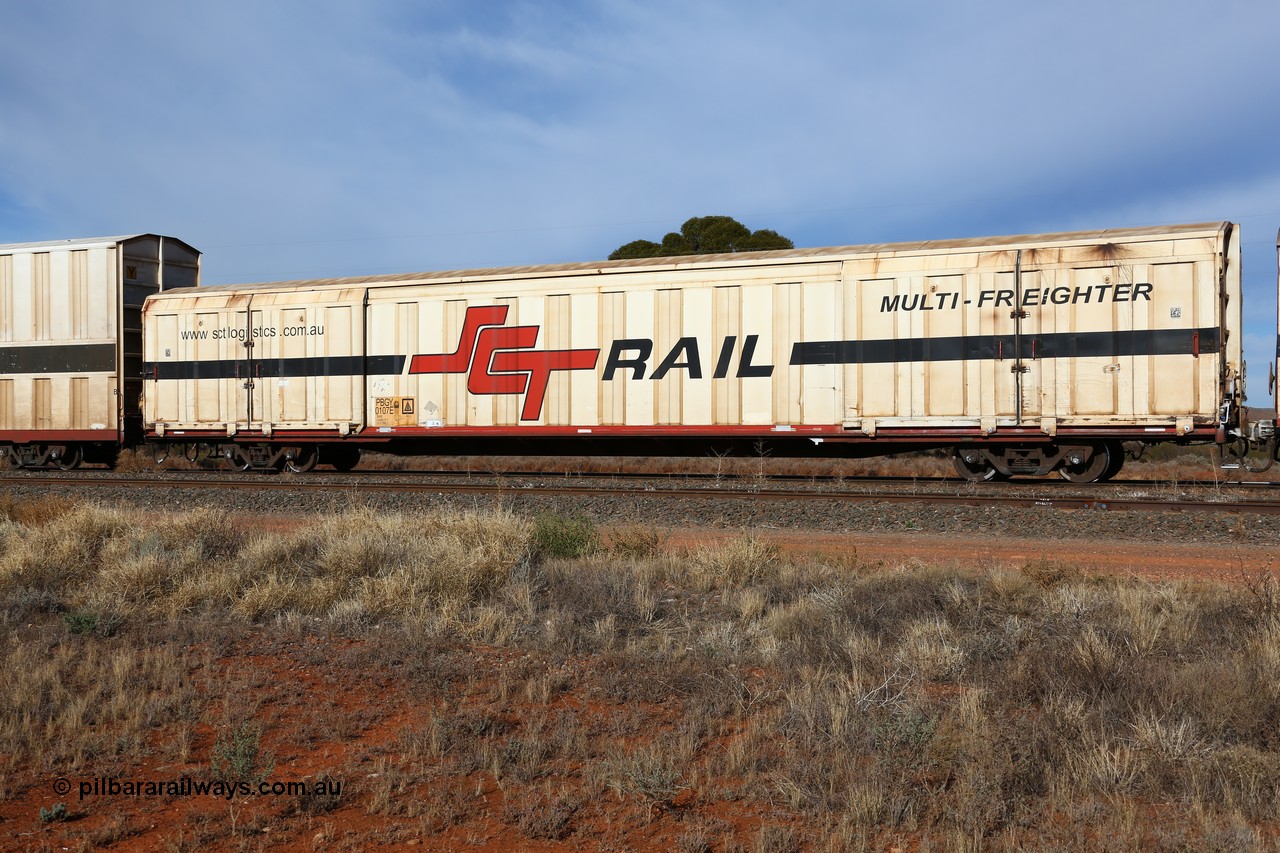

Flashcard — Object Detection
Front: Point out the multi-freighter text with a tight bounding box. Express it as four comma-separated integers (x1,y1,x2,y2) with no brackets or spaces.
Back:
881,282,1153,313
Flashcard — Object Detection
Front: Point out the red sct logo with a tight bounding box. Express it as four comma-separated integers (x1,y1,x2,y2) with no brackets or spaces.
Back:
408,306,599,421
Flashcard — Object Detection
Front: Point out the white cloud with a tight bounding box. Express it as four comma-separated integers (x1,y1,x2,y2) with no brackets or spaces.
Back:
2,0,1279,397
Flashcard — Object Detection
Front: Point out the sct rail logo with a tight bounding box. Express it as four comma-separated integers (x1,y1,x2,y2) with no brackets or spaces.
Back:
408,306,599,421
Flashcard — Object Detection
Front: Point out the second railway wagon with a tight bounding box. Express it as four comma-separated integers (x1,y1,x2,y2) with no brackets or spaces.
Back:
0,234,200,468
141,222,1246,481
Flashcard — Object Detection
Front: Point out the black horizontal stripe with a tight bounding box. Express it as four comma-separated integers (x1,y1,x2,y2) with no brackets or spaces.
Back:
790,327,1220,366
0,343,116,374
144,355,406,380
140,327,1220,380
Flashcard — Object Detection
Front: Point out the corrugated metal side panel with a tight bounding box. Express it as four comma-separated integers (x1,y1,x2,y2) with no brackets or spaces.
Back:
70,377,88,430
600,292,625,425
144,290,365,432
654,289,680,425
569,292,599,425
545,294,572,426
364,273,841,430
681,287,712,425
923,273,966,417
143,227,1232,435
625,290,655,426
146,313,176,423
740,283,772,425
0,255,10,342
498,297,528,427
324,306,355,422
0,243,120,435
32,378,51,429
33,252,50,341
192,311,220,422
713,286,741,425
70,250,88,339
833,230,1226,426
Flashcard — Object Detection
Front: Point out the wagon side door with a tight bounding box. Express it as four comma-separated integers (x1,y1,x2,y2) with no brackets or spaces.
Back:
254,291,365,432
989,261,1042,424
230,296,264,434
1046,263,1133,421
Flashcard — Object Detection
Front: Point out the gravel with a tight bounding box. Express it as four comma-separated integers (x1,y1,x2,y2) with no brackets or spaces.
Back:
4,470,1280,545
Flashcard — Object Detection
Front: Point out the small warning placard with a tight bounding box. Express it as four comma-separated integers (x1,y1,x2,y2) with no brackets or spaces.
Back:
374,396,417,427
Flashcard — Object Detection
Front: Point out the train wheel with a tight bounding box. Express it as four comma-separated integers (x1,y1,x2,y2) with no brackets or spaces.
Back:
53,445,83,471
1098,442,1125,481
284,446,318,473
951,448,1002,482
324,445,361,472
1059,444,1111,483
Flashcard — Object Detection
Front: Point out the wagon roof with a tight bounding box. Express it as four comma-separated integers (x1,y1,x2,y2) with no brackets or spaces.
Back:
0,234,199,254
164,221,1231,296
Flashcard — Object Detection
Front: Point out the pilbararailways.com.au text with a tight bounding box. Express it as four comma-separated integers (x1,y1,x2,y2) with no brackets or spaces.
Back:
57,775,342,803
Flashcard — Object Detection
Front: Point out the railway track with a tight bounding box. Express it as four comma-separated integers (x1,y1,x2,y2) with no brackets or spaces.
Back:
4,470,1279,515
367,467,1280,491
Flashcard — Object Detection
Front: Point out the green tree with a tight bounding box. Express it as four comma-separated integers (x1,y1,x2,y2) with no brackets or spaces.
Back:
608,216,794,260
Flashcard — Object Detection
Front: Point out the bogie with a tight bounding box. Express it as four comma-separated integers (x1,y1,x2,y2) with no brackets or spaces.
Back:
950,442,1125,483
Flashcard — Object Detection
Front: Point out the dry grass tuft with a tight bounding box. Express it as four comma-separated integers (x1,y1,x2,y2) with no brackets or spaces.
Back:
688,534,783,589
0,493,86,527
0,635,197,771
0,501,533,624
606,524,669,560
4,497,1280,849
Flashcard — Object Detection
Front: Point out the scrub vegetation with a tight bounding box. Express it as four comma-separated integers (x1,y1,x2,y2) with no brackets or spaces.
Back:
1,500,1278,850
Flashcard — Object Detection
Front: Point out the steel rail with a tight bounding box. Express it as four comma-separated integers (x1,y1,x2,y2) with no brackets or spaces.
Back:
3,472,1279,515
11,464,1276,489
348,468,1280,489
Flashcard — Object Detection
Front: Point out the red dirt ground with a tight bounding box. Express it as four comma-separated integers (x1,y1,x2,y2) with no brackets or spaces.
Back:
2,520,1271,851
666,526,1275,585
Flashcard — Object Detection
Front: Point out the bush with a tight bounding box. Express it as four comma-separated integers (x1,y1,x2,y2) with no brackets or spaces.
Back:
210,720,274,789
608,524,668,559
534,514,599,559
38,802,68,823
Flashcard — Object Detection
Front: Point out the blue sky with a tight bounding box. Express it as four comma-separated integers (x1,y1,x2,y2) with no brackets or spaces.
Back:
2,0,1279,402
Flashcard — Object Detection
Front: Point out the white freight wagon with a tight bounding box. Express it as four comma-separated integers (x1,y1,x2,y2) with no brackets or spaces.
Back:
0,234,199,467
141,222,1246,481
